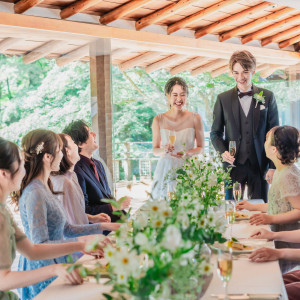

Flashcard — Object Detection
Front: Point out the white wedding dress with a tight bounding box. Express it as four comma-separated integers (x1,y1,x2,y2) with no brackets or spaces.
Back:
151,113,197,200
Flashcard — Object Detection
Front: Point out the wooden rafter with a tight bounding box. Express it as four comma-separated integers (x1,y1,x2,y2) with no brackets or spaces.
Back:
294,42,300,52
136,0,200,31
0,37,23,52
241,13,300,44
119,51,163,71
255,64,270,72
260,65,287,78
279,34,300,49
100,0,154,25
195,2,274,39
191,59,227,76
219,7,294,42
14,0,43,14
0,12,300,66
111,48,132,57
261,25,300,46
145,54,188,73
56,44,89,66
210,65,229,78
60,0,103,19
23,40,65,64
170,57,211,75
167,0,240,35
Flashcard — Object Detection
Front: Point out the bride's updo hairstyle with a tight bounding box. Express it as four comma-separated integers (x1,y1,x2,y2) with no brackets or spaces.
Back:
270,125,300,165
12,129,62,205
0,137,21,179
164,77,189,96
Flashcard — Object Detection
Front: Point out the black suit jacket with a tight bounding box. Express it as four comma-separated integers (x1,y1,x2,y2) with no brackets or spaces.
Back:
210,85,279,175
74,156,113,216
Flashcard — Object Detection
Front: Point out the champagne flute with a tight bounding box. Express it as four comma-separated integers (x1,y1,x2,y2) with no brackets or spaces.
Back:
168,130,176,153
217,248,233,300
225,202,235,239
167,180,176,201
233,182,242,203
228,141,236,167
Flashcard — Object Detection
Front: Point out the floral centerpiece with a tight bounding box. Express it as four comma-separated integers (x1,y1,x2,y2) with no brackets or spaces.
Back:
103,199,226,299
170,154,231,234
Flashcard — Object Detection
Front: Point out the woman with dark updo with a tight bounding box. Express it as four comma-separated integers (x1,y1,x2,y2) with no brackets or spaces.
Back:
236,125,300,273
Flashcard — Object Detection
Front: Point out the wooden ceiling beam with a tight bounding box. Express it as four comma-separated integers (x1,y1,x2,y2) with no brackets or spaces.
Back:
0,37,24,52
255,64,270,72
56,44,89,66
294,42,300,52
145,54,188,73
23,40,65,64
119,51,163,71
279,34,300,49
195,2,274,39
14,0,43,14
170,57,211,75
241,13,300,44
219,7,294,42
210,65,229,78
191,59,227,76
136,0,200,31
261,25,300,46
260,65,287,78
100,0,154,25
60,0,103,19
167,0,240,35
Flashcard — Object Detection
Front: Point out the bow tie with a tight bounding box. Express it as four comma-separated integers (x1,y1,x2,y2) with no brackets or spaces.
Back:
238,91,253,98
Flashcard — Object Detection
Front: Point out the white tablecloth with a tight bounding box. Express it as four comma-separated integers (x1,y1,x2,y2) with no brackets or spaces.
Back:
35,209,289,300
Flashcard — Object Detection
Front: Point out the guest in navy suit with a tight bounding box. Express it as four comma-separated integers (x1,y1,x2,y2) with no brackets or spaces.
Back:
63,120,131,221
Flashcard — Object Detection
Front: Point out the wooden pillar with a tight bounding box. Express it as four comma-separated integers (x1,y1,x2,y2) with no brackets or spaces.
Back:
89,39,113,177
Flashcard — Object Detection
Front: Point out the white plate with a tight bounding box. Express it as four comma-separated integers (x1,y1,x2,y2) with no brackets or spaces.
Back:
210,239,270,254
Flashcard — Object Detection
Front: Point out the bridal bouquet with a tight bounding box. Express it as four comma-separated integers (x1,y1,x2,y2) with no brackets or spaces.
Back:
103,199,225,300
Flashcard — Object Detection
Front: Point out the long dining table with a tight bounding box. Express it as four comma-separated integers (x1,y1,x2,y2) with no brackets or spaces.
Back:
35,200,289,300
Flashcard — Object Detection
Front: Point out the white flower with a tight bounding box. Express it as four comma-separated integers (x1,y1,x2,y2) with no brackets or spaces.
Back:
104,245,116,263
152,217,165,228
134,233,148,246
114,248,140,276
200,261,213,275
161,225,182,252
116,272,128,284
207,173,218,188
134,213,148,229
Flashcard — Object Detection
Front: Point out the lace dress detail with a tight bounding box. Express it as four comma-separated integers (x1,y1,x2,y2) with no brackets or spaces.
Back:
151,112,198,200
18,179,103,300
0,203,26,300
268,164,300,274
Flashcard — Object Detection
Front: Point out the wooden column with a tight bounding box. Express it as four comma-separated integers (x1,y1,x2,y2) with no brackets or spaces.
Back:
89,39,113,177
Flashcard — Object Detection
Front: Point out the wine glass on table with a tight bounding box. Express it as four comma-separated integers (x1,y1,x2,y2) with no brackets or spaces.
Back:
168,130,176,153
217,248,233,300
228,141,236,167
233,182,242,203
225,202,235,239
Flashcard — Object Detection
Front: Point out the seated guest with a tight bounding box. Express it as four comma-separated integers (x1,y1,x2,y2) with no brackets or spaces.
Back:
63,120,131,221
51,133,112,225
236,125,300,273
0,137,106,300
14,129,115,300
250,227,300,300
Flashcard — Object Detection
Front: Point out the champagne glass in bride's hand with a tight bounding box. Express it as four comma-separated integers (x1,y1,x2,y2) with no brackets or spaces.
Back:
168,130,176,153
228,141,236,167
217,248,233,300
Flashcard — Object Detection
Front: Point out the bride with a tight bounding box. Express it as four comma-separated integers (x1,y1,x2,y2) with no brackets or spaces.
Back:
151,77,204,200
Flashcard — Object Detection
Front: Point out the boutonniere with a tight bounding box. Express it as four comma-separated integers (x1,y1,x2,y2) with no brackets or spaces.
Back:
253,91,265,108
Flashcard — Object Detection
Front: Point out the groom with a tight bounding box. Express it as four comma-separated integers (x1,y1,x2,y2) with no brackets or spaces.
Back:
210,50,279,202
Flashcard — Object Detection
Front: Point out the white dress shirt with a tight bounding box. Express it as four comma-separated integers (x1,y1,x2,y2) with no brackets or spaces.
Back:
238,86,252,117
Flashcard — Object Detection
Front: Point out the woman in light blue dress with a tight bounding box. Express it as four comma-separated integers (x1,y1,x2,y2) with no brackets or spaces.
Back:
14,129,115,300
0,137,105,300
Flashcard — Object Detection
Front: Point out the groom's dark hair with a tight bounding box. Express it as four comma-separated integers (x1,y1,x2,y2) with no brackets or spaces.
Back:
229,50,256,72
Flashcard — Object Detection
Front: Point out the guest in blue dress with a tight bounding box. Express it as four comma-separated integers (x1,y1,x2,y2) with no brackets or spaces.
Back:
14,129,112,300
